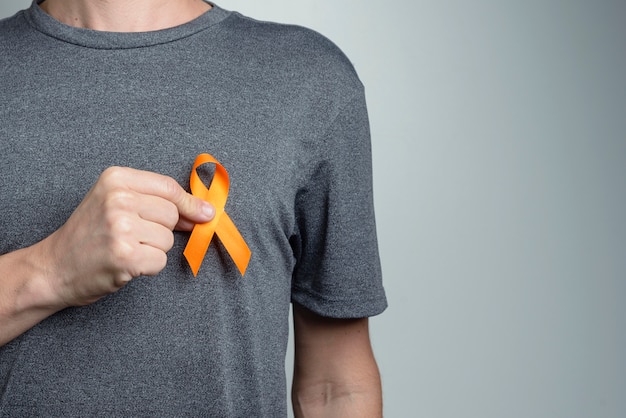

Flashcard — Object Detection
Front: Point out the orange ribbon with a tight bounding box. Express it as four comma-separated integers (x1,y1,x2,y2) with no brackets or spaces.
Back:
183,153,251,277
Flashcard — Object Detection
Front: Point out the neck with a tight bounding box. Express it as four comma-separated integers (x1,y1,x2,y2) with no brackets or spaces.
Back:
39,0,212,32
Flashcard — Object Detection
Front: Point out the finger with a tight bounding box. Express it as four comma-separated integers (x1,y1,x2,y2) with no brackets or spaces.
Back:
124,244,169,278
135,220,175,253
101,167,215,224
135,194,179,230
174,217,197,232
171,192,215,225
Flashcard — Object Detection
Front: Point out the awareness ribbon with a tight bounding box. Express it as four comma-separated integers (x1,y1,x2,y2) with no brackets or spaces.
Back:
183,153,251,277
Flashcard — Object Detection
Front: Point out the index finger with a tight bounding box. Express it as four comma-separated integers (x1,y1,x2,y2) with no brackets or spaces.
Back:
100,167,215,224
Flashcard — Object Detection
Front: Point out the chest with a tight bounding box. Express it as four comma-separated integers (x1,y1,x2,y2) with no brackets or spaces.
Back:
0,59,301,254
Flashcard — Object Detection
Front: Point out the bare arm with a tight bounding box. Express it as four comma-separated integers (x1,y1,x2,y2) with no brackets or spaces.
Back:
0,245,63,347
0,167,214,346
292,303,383,418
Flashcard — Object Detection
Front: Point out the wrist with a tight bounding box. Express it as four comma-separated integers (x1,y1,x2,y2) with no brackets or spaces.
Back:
11,242,68,315
0,243,66,346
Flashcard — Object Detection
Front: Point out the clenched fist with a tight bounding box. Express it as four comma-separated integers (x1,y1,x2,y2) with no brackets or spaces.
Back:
1,166,215,345
37,166,215,307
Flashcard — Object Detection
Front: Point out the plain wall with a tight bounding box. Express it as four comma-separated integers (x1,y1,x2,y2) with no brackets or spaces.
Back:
2,1,625,417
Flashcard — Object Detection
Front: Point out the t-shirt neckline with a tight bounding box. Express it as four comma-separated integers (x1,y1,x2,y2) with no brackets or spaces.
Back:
24,0,230,49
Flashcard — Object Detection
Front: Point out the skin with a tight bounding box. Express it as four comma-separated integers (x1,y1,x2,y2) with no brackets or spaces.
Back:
0,167,215,346
1,1,384,416
39,0,212,32
292,304,383,417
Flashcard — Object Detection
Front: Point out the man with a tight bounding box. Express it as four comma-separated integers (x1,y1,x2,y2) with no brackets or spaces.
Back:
0,0,387,416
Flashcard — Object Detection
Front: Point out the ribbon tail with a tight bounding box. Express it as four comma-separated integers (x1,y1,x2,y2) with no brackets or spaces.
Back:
183,222,216,277
216,213,251,276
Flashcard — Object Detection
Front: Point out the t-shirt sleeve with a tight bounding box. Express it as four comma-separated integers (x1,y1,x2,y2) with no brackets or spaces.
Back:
290,90,388,318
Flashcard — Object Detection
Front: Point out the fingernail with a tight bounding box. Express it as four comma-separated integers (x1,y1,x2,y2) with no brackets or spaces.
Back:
201,202,215,219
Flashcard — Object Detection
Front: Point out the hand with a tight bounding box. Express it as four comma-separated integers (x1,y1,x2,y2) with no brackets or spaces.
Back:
35,166,214,308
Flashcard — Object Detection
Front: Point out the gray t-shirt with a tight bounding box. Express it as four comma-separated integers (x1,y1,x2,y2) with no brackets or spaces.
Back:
0,1,386,416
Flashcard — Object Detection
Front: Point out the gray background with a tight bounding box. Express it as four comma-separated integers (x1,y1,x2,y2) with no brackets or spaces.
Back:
2,1,625,417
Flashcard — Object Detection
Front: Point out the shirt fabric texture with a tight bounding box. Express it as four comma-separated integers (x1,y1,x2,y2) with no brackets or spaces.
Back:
0,1,387,416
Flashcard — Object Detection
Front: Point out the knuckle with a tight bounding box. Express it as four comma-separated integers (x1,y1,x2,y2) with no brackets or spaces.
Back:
107,213,134,236
164,231,175,251
162,176,182,202
113,273,133,288
103,188,135,212
153,251,168,273
100,166,127,185
106,237,137,273
163,203,180,229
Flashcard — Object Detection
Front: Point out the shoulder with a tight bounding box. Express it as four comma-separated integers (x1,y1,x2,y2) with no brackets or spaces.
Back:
218,12,363,94
225,13,348,59
0,11,35,55
0,11,25,37
0,12,34,77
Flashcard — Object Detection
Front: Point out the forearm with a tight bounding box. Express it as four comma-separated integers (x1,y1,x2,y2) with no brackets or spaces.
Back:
292,305,383,418
292,368,383,417
0,244,63,346
0,167,214,348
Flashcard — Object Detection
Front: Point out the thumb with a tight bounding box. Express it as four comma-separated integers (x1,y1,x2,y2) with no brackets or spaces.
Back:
174,192,215,231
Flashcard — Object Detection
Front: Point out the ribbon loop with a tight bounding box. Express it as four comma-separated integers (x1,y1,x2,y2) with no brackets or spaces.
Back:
183,153,251,277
